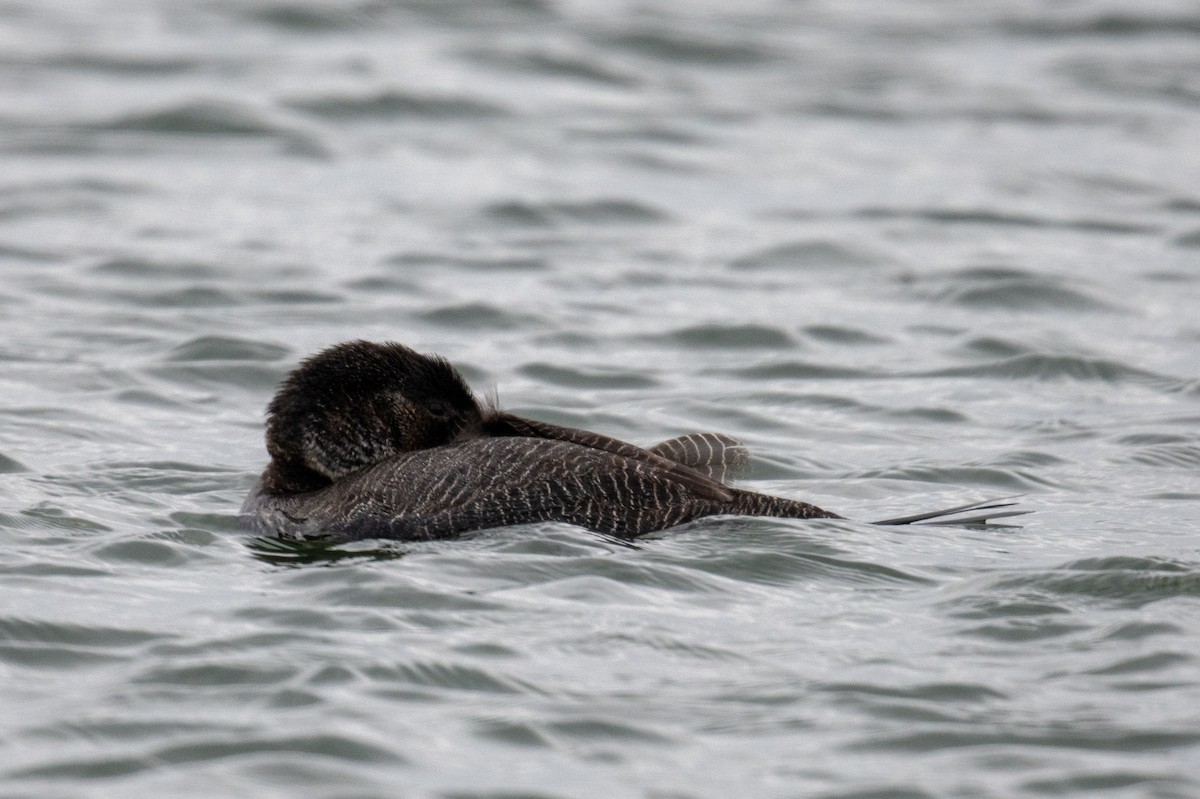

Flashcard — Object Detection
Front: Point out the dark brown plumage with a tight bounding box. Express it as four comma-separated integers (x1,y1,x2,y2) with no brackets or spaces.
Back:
242,341,1026,542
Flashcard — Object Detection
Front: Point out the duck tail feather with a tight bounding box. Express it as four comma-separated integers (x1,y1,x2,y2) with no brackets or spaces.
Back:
871,495,1027,526
911,509,1031,526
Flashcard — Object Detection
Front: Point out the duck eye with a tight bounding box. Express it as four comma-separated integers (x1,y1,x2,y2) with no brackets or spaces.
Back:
426,399,452,418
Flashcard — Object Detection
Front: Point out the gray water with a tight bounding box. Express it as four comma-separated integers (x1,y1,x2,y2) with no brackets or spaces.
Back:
3,1,1200,797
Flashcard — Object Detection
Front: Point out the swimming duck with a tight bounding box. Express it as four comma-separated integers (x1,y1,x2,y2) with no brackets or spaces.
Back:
242,341,1023,541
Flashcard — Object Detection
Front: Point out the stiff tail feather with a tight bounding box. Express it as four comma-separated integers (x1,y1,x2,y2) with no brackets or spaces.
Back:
871,496,1028,526
648,432,749,484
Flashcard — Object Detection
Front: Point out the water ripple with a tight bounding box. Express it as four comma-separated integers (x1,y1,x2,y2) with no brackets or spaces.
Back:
11,732,406,781
598,28,777,66
0,617,164,670
664,323,794,349
1084,651,1193,677
418,302,543,331
245,3,382,32
850,726,1200,754
285,90,506,121
1119,441,1200,469
469,47,640,87
1002,11,1200,38
955,557,1200,613
730,361,876,380
40,53,203,76
365,659,531,695
0,452,28,473
382,252,549,273
481,198,670,227
97,100,300,138
165,336,289,363
909,266,1122,312
730,239,881,271
92,256,227,280
920,354,1170,385
859,206,1157,235
801,325,891,346
519,362,659,390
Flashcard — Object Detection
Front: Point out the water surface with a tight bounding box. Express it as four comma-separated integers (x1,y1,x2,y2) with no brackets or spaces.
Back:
2,1,1200,797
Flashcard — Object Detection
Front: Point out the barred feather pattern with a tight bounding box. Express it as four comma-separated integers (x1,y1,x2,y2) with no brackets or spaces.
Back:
648,433,750,484
243,436,839,542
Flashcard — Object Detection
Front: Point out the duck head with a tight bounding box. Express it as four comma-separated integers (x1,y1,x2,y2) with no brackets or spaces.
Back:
263,340,484,493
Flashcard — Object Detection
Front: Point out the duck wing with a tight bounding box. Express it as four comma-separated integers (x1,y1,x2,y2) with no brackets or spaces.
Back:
484,412,733,502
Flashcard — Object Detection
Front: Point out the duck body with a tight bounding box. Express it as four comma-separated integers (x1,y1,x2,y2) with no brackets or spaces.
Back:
242,340,837,542
243,340,1025,542
243,434,834,542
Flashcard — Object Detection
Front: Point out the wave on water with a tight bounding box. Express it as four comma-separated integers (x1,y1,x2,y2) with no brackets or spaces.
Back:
3,0,1200,796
